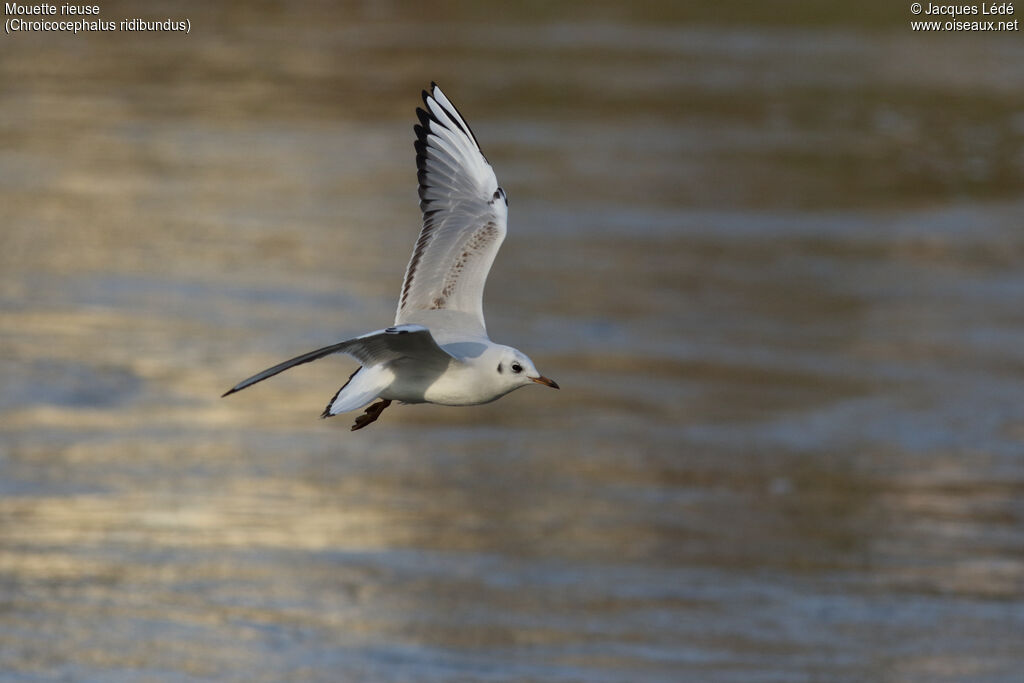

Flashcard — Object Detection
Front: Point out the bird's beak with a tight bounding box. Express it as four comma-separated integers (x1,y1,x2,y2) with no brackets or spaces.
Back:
531,375,560,389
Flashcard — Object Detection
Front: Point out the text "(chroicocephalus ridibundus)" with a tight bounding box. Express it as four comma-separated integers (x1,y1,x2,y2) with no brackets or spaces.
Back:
223,82,558,430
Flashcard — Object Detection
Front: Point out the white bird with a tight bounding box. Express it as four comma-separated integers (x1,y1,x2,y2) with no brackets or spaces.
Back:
223,82,558,430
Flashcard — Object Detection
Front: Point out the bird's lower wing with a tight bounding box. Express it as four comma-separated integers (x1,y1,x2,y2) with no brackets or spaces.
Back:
222,324,451,397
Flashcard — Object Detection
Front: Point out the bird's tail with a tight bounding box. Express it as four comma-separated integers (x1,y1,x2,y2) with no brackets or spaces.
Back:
321,365,392,418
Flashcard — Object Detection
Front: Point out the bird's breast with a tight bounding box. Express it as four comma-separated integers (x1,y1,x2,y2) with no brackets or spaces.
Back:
419,363,508,406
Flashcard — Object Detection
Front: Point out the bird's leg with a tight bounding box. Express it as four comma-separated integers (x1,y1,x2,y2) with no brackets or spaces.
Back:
351,399,392,431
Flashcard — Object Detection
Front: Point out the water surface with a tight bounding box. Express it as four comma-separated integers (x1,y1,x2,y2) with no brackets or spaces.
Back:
2,2,1023,681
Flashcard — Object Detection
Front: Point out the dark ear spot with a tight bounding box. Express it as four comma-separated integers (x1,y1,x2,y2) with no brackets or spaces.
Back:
497,363,503,374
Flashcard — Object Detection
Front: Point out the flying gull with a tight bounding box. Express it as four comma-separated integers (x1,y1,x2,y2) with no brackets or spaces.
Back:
223,83,558,430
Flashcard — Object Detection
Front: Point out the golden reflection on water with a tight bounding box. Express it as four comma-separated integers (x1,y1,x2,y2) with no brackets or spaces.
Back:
3,1,1024,681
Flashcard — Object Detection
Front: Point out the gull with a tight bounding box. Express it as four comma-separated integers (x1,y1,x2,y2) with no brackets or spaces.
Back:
222,82,559,430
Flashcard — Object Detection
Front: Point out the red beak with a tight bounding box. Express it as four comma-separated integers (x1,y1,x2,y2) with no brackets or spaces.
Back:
530,376,559,389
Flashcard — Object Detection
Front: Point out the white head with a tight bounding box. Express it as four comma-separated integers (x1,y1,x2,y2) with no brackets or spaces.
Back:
494,345,559,393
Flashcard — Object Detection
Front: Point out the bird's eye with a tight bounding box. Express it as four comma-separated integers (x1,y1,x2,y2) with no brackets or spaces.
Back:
511,362,522,374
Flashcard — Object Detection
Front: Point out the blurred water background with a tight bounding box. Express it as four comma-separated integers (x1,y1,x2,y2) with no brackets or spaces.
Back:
2,1,1024,681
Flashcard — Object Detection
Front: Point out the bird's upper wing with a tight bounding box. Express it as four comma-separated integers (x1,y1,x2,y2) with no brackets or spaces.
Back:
395,83,508,342
222,324,452,397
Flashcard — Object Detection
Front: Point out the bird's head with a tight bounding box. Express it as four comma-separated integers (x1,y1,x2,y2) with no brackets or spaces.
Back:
494,346,559,392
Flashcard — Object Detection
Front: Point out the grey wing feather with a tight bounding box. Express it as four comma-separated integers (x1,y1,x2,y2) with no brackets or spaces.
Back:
222,324,451,397
343,325,453,366
397,83,509,342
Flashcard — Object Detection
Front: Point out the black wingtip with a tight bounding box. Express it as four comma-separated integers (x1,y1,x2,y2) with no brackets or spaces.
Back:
321,399,336,418
221,388,237,398
321,370,357,419
415,81,484,159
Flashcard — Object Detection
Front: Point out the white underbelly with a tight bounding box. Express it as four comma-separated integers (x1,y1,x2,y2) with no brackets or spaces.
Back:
378,358,514,407
421,370,499,406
